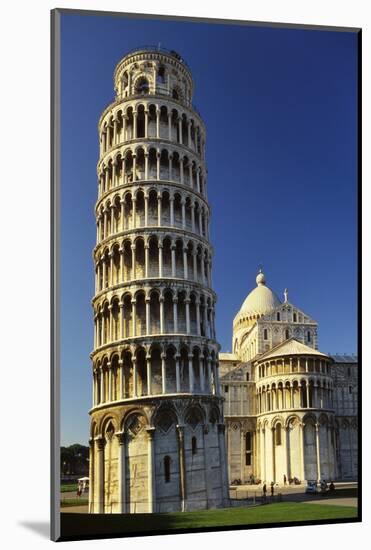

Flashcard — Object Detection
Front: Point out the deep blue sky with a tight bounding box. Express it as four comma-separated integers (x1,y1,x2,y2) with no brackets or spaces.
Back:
60,13,358,445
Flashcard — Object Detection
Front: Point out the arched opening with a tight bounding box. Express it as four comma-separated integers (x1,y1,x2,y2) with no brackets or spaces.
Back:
191,436,197,455
135,291,146,337
136,347,147,396
148,236,159,277
135,77,149,94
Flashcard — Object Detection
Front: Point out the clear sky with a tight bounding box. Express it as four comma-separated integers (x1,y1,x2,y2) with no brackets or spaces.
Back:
60,12,358,445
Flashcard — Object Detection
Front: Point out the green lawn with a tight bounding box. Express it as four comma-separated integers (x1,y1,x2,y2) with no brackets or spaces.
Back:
61,502,358,539
61,499,89,507
61,484,77,493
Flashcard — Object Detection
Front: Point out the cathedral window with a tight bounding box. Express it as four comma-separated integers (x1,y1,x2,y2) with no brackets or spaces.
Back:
246,372,250,381
224,385,229,393
293,312,297,322
307,331,311,342
264,329,268,340
164,455,171,482
191,436,197,455
285,329,290,340
245,431,252,465
277,312,281,321
172,88,179,100
349,386,352,394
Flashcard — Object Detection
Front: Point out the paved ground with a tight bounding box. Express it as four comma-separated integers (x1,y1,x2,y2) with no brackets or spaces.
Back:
60,481,357,513
230,481,357,498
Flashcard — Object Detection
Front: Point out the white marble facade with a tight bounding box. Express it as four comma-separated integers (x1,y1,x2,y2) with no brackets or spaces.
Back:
89,47,229,514
220,271,358,485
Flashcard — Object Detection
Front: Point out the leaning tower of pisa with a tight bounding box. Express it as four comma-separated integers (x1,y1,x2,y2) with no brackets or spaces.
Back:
89,47,229,514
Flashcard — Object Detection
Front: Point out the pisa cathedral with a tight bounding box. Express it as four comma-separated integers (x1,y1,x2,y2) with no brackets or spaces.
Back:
88,47,358,514
220,271,358,486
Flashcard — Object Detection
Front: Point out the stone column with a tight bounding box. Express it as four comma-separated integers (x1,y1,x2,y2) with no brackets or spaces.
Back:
215,361,221,394
112,162,116,188
200,251,205,285
131,244,136,280
144,110,149,138
88,439,94,512
207,358,212,394
200,355,205,392
158,242,163,277
171,243,176,277
159,296,164,334
132,357,137,397
157,194,162,225
181,199,186,228
169,154,173,180
191,203,195,232
146,427,156,513
183,247,188,279
144,244,149,278
196,169,200,193
168,352,178,394
146,355,152,395
176,425,186,511
156,152,161,180
118,359,123,399
144,153,149,180
120,301,124,339
132,154,136,182
108,306,113,342
133,110,137,139
178,117,183,144
193,251,197,281
170,196,174,226
132,300,136,337
95,437,105,513
299,422,305,482
196,300,201,336
122,115,127,141
161,352,167,394
173,298,178,333
185,298,190,334
107,361,112,401
180,158,184,184
203,306,208,339
100,367,104,402
315,423,321,482
156,108,160,138
145,298,151,335
132,198,136,229
116,431,126,513
168,112,172,141
188,353,194,392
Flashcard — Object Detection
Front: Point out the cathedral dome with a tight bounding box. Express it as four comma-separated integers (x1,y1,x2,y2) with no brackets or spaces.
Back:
239,270,281,317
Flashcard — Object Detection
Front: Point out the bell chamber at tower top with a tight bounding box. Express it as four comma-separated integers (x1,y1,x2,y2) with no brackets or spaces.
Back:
112,48,194,106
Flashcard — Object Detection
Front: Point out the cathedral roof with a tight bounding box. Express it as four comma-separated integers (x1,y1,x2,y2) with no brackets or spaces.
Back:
256,337,330,362
238,270,281,317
